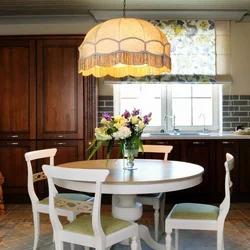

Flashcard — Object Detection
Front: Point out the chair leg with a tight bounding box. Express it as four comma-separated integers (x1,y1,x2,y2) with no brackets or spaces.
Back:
68,212,76,250
32,211,40,250
54,237,63,250
131,236,139,250
165,226,172,250
153,205,160,242
175,229,179,250
217,227,224,250
160,193,166,232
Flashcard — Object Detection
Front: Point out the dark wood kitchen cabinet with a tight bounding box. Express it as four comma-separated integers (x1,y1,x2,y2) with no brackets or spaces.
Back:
37,39,84,140
239,139,250,201
180,140,216,202
36,140,84,198
0,35,98,204
0,39,36,140
0,140,36,203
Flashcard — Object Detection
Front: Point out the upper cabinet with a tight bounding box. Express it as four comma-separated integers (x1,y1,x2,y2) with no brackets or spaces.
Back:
37,39,83,139
0,40,36,139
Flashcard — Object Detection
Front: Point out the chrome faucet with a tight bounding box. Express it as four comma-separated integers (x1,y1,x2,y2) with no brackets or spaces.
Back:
199,113,208,134
165,114,180,134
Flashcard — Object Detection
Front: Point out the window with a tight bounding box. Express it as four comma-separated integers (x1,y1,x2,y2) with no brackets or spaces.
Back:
113,84,222,132
113,84,166,132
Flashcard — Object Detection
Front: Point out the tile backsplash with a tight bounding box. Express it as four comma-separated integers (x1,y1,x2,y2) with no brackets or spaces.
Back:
98,95,250,131
223,95,250,131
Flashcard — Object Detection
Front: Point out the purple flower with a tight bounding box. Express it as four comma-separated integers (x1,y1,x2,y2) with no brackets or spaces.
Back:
143,115,149,124
147,112,152,117
102,112,112,121
125,122,131,128
123,110,130,119
132,108,140,116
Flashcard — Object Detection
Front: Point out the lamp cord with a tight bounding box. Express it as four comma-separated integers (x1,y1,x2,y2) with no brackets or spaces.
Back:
123,0,126,18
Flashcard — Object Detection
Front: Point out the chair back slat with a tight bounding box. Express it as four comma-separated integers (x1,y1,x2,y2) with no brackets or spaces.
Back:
33,172,47,182
42,164,109,239
24,148,57,203
54,196,93,213
139,145,173,160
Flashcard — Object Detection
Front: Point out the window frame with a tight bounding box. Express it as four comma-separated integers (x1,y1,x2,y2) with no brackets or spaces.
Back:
113,84,222,133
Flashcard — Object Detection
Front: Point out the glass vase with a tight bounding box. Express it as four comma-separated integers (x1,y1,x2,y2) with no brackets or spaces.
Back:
123,142,139,170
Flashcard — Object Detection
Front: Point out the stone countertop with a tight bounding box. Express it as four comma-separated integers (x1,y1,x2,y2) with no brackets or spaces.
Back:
141,132,250,140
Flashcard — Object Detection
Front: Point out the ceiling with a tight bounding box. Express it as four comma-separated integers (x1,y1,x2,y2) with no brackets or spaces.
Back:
0,0,249,21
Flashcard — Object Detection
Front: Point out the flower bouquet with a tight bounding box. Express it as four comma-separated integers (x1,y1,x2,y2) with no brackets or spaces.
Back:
88,108,152,167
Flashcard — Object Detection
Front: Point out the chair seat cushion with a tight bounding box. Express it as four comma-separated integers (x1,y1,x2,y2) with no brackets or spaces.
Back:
64,215,132,236
40,193,92,205
170,203,220,220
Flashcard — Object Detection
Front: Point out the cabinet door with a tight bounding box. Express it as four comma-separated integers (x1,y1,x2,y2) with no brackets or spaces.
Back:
180,140,216,200
216,140,239,201
37,140,84,196
0,40,36,139
239,140,250,199
0,140,36,203
145,140,181,160
37,39,83,139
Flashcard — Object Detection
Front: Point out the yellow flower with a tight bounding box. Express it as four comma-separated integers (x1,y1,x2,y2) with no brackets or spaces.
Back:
114,115,127,126
94,127,112,141
100,118,109,125
138,121,146,131
131,116,139,124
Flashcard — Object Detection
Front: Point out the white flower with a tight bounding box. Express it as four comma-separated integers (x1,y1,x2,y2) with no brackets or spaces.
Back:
113,127,132,140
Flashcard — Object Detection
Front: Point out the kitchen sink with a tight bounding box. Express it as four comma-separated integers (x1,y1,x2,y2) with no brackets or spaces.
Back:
150,132,211,136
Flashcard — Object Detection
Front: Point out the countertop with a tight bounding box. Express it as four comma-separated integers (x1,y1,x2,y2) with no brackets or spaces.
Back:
141,132,250,140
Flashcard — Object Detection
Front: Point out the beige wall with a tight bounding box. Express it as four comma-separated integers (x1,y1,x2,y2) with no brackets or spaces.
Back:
0,20,249,95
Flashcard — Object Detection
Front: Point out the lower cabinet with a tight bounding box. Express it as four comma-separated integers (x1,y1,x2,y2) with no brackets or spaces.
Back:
37,140,84,198
179,140,216,202
239,139,250,201
0,140,36,203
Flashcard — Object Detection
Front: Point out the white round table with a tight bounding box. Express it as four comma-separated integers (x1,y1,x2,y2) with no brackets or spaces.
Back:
57,159,204,250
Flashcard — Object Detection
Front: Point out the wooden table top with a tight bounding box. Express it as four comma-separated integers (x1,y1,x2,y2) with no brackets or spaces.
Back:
59,159,204,186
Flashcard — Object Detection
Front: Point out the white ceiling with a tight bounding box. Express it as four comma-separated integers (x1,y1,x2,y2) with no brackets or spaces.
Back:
0,0,249,21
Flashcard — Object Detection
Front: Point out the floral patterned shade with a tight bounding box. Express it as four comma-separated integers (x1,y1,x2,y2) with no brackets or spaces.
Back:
118,20,216,84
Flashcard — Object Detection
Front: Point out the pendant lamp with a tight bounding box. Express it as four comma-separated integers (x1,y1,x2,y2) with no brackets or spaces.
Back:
78,0,171,78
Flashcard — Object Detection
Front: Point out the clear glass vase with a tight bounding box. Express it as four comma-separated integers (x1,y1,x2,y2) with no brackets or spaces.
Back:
123,141,139,170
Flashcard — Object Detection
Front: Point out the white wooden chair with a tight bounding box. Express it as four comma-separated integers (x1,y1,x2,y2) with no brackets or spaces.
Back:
165,153,234,250
137,144,173,241
42,164,140,250
24,149,93,250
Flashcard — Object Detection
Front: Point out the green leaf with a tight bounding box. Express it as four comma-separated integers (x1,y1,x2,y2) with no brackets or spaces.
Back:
87,140,105,160
86,138,97,151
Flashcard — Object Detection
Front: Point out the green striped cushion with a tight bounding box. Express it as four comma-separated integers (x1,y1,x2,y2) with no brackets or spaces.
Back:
40,193,92,205
64,215,132,236
170,203,220,220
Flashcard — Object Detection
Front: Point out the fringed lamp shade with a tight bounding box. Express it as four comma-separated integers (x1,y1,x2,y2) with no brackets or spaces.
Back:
78,18,171,78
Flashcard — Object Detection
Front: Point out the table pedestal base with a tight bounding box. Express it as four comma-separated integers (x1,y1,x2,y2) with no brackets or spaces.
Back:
112,194,167,250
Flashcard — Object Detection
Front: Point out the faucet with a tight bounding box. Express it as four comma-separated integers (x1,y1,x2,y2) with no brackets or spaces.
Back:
165,114,180,134
199,113,208,134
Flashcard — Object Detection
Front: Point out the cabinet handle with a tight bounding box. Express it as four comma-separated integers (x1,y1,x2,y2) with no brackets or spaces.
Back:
7,142,19,145
193,141,204,145
56,135,65,138
54,142,66,145
222,141,234,144
7,135,19,138
157,141,167,145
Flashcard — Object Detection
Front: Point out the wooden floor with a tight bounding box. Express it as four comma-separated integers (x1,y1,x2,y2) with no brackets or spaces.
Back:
1,203,250,249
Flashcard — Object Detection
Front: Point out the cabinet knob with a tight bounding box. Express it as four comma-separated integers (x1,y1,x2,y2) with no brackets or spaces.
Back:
222,141,234,144
193,141,204,145
54,142,66,145
56,135,65,138
157,141,167,145
7,135,18,138
7,142,19,145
